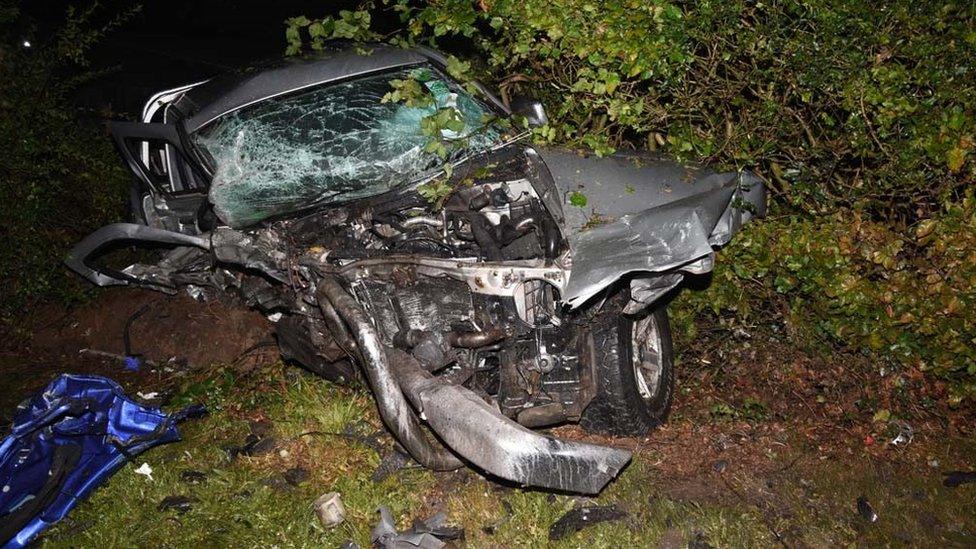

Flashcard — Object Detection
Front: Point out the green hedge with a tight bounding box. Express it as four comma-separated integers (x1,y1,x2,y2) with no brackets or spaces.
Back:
675,196,976,403
289,1,976,397
0,3,131,328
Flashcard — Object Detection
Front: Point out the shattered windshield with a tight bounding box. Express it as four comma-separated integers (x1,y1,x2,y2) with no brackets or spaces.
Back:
192,65,507,227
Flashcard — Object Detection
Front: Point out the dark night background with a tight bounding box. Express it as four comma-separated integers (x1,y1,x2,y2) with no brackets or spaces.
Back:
23,1,361,115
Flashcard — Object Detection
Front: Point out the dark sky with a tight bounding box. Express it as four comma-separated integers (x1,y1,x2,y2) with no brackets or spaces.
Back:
23,1,364,114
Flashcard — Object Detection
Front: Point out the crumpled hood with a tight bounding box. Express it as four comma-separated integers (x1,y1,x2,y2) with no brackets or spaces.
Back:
533,147,765,308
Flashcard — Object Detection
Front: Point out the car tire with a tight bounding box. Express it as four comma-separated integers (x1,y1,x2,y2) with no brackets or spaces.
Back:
580,302,675,437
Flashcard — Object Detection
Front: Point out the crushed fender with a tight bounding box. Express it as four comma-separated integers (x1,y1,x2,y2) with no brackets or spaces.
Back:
0,374,205,548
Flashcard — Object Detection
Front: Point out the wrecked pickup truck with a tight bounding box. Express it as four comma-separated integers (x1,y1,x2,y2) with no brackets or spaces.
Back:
67,43,764,494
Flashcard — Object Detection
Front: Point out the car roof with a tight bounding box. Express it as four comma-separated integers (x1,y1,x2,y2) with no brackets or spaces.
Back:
180,43,500,133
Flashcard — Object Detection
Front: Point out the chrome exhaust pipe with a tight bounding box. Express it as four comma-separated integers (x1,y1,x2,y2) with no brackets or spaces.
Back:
316,276,462,471
388,348,631,494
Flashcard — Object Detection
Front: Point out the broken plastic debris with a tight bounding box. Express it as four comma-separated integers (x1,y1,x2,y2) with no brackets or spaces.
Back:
548,505,628,540
313,492,346,528
134,462,154,481
371,505,463,549
284,467,309,486
123,356,142,371
158,495,197,514
856,496,878,523
137,391,160,400
942,471,976,488
180,470,207,484
0,375,201,547
372,449,409,482
889,421,914,446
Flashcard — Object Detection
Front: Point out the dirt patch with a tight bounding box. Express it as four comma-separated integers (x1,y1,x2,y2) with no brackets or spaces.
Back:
22,288,272,367
0,288,274,420
544,327,976,545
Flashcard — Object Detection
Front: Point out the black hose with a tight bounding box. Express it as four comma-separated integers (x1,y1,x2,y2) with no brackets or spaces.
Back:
123,304,150,357
315,276,462,471
468,213,502,260
318,297,359,357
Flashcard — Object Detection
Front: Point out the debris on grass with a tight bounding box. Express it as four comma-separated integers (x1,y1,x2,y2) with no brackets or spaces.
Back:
857,496,878,523
134,463,154,481
262,476,295,492
372,450,410,482
372,505,463,548
25,334,976,547
943,471,976,488
180,470,207,484
548,504,628,540
313,492,346,528
889,421,914,447
284,467,309,486
158,495,197,514
249,419,273,438
244,435,279,456
227,432,280,459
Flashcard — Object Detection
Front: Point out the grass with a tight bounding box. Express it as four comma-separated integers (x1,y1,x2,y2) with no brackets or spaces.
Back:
42,362,976,547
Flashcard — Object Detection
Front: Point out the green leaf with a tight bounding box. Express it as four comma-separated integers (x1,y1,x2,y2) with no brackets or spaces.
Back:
569,191,587,207
947,147,967,172
445,55,471,81
308,22,326,38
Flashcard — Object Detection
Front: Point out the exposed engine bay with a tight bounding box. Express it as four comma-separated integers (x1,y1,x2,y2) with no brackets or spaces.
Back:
138,149,600,430
276,152,594,430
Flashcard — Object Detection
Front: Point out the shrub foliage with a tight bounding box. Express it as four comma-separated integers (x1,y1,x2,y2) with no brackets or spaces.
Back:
0,3,131,327
288,1,976,397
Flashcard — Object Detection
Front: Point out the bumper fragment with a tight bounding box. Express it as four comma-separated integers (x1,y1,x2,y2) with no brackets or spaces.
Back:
390,350,631,494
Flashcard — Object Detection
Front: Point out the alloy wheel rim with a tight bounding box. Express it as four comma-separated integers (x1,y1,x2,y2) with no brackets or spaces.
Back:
631,315,663,401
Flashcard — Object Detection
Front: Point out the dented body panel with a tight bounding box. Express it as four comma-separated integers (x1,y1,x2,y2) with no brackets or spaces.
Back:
68,44,764,494
535,148,764,307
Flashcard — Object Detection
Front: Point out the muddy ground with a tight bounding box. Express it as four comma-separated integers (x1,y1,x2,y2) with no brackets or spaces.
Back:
0,288,272,420
3,289,975,546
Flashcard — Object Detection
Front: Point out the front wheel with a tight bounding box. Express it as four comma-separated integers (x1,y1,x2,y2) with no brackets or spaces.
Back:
580,304,675,436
